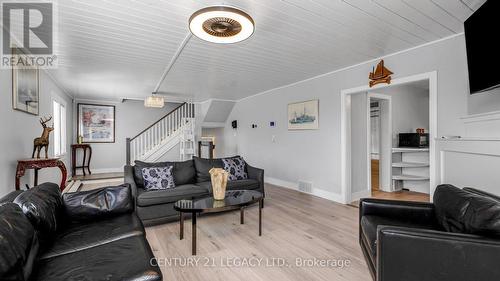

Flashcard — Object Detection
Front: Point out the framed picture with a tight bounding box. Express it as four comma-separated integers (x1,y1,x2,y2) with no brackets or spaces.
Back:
288,99,319,130
12,50,39,115
77,103,116,143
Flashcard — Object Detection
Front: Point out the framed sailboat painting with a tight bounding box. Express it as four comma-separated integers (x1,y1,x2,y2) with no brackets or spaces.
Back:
288,99,319,130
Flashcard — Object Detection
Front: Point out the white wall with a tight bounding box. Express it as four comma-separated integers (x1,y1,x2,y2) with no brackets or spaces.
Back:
468,88,500,114
224,34,471,201
0,70,73,197
372,83,430,146
73,100,180,173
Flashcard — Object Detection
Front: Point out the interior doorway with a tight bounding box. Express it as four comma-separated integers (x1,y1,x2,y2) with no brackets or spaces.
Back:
201,127,224,158
368,94,392,195
341,72,437,204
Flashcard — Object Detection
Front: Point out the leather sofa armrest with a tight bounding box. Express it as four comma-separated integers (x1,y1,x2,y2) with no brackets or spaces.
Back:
62,184,133,222
0,190,23,204
359,198,436,225
124,165,138,211
377,226,500,281
247,164,265,197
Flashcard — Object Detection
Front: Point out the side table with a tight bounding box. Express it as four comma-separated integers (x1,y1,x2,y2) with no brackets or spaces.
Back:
71,144,92,177
15,158,67,191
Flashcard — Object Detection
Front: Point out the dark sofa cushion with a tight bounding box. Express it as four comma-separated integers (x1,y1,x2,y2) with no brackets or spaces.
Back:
39,214,144,260
173,160,197,185
136,203,179,225
62,184,133,222
196,179,260,193
13,183,62,239
193,157,223,183
360,215,441,258
193,156,242,183
31,235,162,281
134,160,196,187
0,203,39,281
136,184,208,207
434,184,500,237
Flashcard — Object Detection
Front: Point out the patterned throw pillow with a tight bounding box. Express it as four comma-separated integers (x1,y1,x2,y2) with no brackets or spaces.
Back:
141,166,175,191
222,157,248,181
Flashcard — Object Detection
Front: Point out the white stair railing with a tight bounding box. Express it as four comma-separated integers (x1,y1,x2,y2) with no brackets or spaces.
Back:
126,102,195,164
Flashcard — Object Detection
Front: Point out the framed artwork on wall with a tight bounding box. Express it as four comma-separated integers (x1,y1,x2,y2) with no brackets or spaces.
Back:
288,99,319,130
12,50,40,115
77,103,115,143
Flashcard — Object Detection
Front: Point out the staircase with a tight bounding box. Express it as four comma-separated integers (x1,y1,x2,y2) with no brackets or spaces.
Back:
126,102,195,165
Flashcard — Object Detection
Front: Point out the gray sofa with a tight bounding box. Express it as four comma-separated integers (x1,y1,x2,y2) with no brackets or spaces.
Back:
124,156,264,226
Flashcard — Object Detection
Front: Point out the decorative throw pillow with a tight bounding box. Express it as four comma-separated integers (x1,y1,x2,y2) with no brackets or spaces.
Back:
222,157,248,181
141,166,175,191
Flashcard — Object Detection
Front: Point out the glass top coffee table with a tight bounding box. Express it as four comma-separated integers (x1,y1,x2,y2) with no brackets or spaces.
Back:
174,190,264,255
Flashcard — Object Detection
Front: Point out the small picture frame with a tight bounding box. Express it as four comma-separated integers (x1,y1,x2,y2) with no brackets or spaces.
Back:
288,99,319,130
77,103,116,143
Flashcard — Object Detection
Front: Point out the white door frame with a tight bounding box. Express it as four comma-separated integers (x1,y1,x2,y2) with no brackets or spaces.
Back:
340,71,438,204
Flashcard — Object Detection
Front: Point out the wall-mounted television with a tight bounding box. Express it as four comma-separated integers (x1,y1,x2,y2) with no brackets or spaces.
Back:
464,0,500,94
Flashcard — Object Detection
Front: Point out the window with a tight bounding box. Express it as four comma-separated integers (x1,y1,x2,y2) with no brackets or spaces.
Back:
53,99,66,156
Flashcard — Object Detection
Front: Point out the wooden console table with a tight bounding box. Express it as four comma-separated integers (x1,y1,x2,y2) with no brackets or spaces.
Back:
15,158,67,191
71,144,92,177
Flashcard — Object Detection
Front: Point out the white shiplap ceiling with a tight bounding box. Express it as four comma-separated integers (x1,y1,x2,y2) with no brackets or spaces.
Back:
45,0,485,101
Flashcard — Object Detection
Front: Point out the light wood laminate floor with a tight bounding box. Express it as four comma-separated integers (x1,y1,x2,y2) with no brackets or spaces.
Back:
145,184,371,281
371,190,430,202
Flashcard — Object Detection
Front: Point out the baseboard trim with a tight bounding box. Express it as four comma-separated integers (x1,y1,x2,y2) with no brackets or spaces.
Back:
265,177,298,189
351,190,371,202
87,167,124,174
265,177,344,204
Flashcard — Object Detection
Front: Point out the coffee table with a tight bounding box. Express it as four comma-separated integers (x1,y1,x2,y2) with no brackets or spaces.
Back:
174,190,264,255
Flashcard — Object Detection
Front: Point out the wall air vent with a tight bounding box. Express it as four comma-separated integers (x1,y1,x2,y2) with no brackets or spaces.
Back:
298,181,313,193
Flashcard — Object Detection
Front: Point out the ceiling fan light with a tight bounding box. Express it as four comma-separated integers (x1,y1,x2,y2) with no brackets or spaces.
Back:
144,95,165,108
189,6,254,44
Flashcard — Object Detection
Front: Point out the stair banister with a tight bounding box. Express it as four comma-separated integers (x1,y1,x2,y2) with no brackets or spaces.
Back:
126,102,195,165
126,102,187,165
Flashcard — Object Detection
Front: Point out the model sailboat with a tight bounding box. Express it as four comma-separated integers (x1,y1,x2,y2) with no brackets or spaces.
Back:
369,60,393,87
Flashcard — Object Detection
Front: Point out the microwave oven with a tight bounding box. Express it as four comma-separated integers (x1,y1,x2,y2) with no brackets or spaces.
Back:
398,133,429,148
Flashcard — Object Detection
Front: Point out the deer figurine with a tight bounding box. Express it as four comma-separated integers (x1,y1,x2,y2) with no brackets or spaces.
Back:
32,116,54,159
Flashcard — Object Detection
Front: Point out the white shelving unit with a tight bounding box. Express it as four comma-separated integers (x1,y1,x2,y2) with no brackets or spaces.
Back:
392,174,429,181
392,147,429,153
392,147,430,193
392,162,429,168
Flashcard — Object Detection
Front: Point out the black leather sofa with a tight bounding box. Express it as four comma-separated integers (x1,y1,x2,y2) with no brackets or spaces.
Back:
125,156,265,226
0,182,162,281
359,184,500,281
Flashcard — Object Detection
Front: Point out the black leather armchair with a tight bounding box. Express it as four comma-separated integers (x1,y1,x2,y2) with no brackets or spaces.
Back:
359,185,500,281
377,225,500,281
